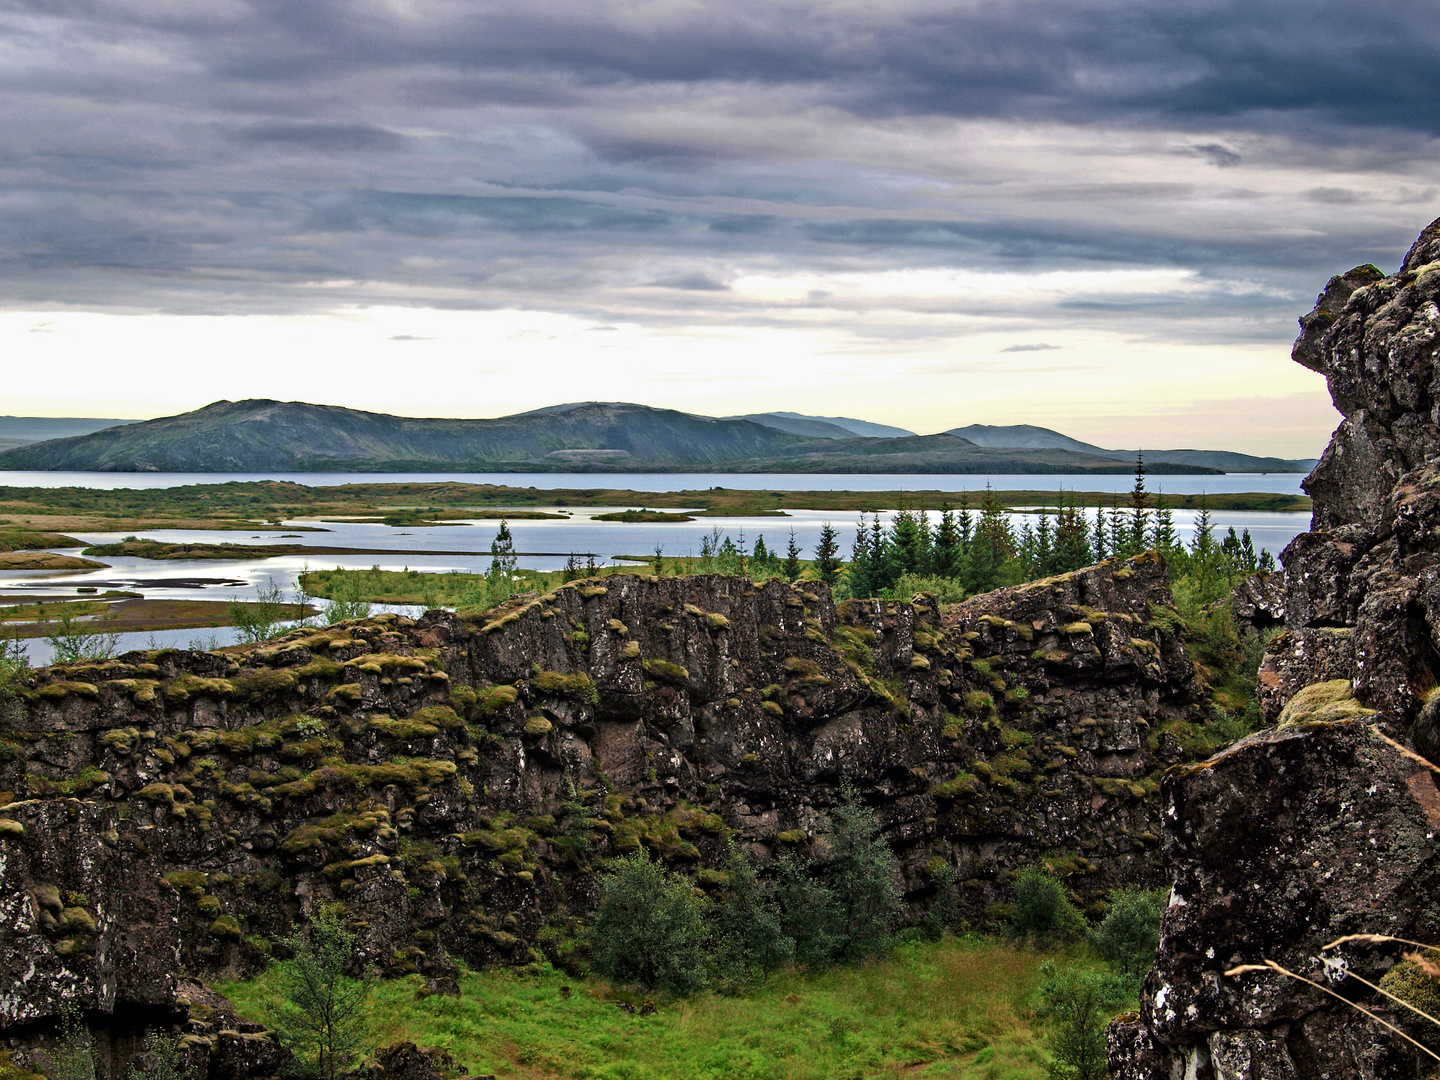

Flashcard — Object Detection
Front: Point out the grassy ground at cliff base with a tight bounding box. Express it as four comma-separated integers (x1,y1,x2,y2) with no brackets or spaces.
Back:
220,937,1089,1080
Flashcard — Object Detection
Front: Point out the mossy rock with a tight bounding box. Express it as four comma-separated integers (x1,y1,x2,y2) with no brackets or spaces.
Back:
1378,950,1440,1022
642,658,690,686
525,716,553,737
1060,622,1092,635
210,915,243,940
533,670,598,706
164,675,236,701
618,640,641,660
931,773,980,801
776,829,807,844
476,684,519,718
231,668,298,698
38,681,99,700
1277,680,1376,726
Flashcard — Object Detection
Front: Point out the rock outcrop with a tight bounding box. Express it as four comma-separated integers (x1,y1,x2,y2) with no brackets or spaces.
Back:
1,557,1201,1076
1112,219,1440,1077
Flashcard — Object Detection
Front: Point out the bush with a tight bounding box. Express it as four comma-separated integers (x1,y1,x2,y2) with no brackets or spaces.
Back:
1090,888,1166,980
275,904,372,1080
125,1030,191,1080
45,609,119,664
1009,864,1084,944
0,634,28,722
322,573,372,625
1035,961,1133,1080
228,579,290,643
775,786,903,966
922,860,964,939
589,851,708,992
708,841,794,990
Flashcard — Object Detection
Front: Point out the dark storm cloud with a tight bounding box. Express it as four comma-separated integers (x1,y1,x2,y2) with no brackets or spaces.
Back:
0,0,1438,341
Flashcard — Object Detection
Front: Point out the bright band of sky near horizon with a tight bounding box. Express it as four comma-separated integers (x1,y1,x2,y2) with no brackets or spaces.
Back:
4,1,1437,457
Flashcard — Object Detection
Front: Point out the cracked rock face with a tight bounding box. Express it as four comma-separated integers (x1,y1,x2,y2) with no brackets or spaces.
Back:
2,560,1200,1076
1112,218,1440,1078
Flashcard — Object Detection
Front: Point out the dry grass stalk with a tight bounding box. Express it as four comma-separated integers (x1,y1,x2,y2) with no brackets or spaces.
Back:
1224,959,1440,1064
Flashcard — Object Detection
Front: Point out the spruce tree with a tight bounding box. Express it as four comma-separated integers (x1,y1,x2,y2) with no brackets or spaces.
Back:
1127,453,1149,554
1092,504,1108,561
1150,491,1176,553
848,515,874,598
933,505,961,579
815,522,842,586
784,528,802,582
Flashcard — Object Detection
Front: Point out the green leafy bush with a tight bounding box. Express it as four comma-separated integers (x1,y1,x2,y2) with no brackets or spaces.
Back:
275,904,372,1080
1090,888,1166,979
1035,961,1133,1080
1009,864,1084,944
589,851,708,992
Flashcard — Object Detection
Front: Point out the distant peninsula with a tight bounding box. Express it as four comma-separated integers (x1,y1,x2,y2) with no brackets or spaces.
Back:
0,399,1317,474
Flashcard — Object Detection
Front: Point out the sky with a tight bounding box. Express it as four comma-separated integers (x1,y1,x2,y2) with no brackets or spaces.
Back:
3,1,1438,456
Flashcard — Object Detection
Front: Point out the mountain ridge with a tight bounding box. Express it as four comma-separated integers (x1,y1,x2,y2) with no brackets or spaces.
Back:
0,399,1304,474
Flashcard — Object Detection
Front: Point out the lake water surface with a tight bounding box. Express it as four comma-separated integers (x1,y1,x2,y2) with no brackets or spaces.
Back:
3,472,1313,663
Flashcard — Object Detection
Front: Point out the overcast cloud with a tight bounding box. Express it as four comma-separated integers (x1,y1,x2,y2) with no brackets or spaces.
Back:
2,0,1436,453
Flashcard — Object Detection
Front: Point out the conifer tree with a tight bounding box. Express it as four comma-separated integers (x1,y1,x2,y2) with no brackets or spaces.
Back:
1127,453,1149,554
784,529,802,582
1150,491,1176,553
849,514,874,598
933,505,961,578
970,486,1013,593
815,522,842,585
1092,504,1109,561
1108,497,1125,559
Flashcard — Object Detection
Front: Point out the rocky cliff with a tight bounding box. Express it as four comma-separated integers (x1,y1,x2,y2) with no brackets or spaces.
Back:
1,557,1200,1077
1111,219,1440,1078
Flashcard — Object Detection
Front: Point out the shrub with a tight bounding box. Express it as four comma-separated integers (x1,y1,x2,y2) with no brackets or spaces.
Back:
1009,864,1084,944
228,579,290,643
45,609,120,664
589,850,708,993
775,786,902,966
0,634,28,722
1090,888,1166,980
125,1029,191,1080
708,841,794,990
274,904,372,1080
1035,961,1133,1080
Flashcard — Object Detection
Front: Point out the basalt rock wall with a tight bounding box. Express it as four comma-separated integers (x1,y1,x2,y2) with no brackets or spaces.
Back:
1,558,1199,1076
1112,219,1440,1078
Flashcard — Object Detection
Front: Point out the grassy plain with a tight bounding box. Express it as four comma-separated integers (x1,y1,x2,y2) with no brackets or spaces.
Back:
221,937,1071,1080
0,481,1310,534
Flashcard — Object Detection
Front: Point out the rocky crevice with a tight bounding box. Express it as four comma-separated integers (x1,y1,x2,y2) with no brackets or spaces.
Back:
0,557,1199,1076
1111,217,1440,1079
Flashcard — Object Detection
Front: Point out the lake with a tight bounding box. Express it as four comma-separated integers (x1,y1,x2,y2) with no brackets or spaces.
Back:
2,473,1313,663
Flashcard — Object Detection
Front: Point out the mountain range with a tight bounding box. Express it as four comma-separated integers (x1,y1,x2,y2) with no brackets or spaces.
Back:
0,400,1317,474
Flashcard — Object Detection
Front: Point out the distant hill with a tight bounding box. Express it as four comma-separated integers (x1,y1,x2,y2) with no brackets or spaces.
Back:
0,416,130,452
733,412,918,440
947,423,1316,474
0,399,1221,474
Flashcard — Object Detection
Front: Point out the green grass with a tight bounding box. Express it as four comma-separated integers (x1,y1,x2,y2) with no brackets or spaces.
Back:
220,937,1064,1080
